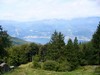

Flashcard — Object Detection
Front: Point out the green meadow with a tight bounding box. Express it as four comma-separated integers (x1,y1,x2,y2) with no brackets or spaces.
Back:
4,62,97,75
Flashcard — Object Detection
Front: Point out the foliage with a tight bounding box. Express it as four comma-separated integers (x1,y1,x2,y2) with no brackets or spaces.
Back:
43,60,59,71
39,44,48,61
0,25,12,60
7,43,39,66
58,61,71,72
32,61,41,69
92,22,100,65
7,45,28,66
46,31,65,61
94,66,100,75
65,38,79,71
92,22,100,49
32,55,40,62
4,62,96,75
28,43,40,61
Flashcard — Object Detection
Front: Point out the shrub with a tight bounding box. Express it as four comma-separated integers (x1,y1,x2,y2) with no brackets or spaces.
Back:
58,61,71,72
32,61,41,69
32,55,41,69
32,55,40,62
68,64,77,71
43,60,59,71
94,66,100,75
58,60,79,71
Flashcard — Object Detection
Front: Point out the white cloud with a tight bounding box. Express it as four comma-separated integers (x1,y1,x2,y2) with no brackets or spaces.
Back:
24,36,50,39
78,36,91,41
0,0,100,21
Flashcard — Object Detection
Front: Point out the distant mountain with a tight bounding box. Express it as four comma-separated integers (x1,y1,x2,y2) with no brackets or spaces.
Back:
0,17,100,44
10,37,28,45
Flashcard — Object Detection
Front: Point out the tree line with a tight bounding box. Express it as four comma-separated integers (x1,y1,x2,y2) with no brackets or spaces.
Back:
0,22,100,71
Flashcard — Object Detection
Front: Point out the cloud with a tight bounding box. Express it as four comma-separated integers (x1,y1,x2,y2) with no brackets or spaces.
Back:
65,35,90,42
24,36,50,39
0,0,100,21
78,36,91,41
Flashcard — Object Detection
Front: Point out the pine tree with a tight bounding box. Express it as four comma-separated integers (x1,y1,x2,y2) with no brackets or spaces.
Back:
50,31,65,47
73,37,80,63
0,25,11,60
66,38,74,62
46,31,65,61
92,22,100,49
66,38,73,49
74,37,79,50
66,38,79,70
92,22,100,65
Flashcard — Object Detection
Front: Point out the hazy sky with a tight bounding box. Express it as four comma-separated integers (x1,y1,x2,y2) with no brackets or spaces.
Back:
0,0,100,21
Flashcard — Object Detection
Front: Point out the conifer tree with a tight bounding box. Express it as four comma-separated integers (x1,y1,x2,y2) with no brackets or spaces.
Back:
74,37,79,50
92,22,100,49
92,22,100,65
66,38,79,70
46,31,65,60
73,37,80,63
0,25,11,60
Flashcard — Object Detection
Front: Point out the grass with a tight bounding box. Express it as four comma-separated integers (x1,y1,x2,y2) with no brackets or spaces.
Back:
4,62,97,75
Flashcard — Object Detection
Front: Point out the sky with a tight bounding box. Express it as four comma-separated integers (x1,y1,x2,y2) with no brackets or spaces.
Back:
0,0,100,21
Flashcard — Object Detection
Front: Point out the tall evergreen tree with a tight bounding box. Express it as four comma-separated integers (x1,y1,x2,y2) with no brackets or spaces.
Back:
66,38,73,49
0,25,11,60
66,38,74,61
92,22,100,49
46,31,65,61
74,37,79,50
50,31,65,47
92,22,100,65
73,37,80,64
66,38,79,70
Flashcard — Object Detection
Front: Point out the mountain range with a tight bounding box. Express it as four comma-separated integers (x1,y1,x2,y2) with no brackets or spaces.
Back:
0,17,100,44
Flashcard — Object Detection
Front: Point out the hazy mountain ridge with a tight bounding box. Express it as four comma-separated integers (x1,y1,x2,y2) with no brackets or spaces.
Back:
10,37,28,45
0,17,100,44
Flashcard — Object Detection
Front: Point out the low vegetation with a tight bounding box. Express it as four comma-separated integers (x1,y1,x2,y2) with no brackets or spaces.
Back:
3,62,99,75
42,60,59,71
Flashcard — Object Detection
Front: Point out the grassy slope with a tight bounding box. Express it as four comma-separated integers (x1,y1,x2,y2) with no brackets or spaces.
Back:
4,62,96,75
10,37,28,45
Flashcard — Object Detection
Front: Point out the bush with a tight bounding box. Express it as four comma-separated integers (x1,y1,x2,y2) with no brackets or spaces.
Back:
43,60,59,71
58,60,78,71
58,61,71,72
68,64,77,71
32,55,41,69
94,66,100,75
32,55,40,62
33,61,41,69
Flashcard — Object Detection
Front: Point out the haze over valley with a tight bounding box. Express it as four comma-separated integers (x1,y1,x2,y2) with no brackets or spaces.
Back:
0,17,100,44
